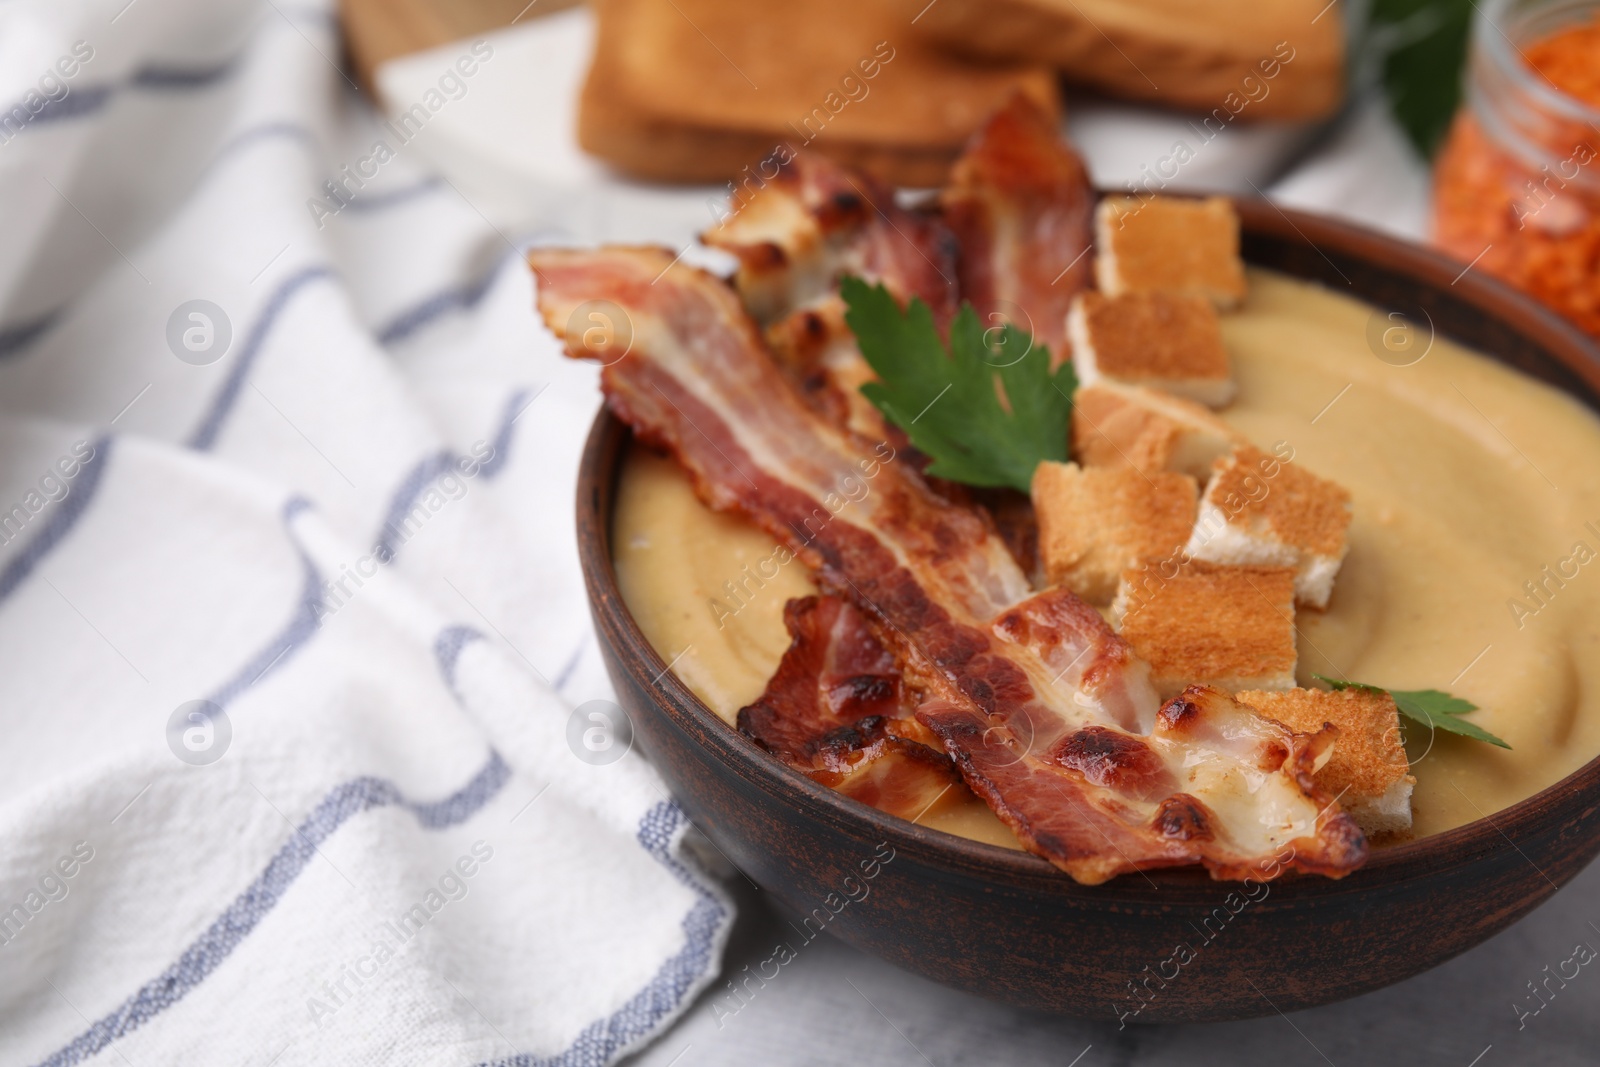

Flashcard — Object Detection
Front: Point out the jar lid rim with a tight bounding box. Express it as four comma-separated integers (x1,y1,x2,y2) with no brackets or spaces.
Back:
1477,0,1600,125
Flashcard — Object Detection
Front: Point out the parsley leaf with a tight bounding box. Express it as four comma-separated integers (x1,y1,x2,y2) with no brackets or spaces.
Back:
1366,0,1474,158
1313,675,1511,749
840,275,1075,493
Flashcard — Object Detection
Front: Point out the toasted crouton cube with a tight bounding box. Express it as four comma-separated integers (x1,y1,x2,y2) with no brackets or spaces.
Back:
1094,195,1248,308
1071,381,1242,480
1184,445,1353,609
1068,291,1236,407
1032,462,1197,605
1112,561,1297,698
1237,687,1415,835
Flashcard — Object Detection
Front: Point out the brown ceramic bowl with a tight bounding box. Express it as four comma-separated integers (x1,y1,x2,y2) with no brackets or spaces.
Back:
574,200,1600,1022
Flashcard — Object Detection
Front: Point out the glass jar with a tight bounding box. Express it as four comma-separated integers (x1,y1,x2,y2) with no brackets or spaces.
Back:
1433,0,1600,339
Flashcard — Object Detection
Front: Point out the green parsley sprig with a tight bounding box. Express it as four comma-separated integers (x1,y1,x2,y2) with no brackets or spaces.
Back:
1314,675,1510,749
840,276,1075,493
1366,0,1474,158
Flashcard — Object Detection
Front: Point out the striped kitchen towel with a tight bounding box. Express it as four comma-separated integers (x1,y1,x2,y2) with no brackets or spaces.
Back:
0,0,732,1063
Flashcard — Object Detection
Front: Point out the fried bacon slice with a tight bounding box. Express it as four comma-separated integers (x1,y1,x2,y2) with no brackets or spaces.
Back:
738,595,963,823
829,734,964,823
942,93,1095,366
921,678,1362,882
738,595,914,761
703,151,958,441
707,103,1084,570
762,296,890,442
702,151,959,327
529,245,1366,884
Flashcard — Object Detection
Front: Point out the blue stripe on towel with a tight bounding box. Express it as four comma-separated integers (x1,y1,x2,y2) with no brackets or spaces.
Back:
4,7,331,133
0,125,439,366
0,310,63,361
185,270,542,454
374,226,587,347
344,175,446,214
0,139,490,367
17,54,243,129
434,625,484,696
552,637,586,695
204,496,324,708
0,436,112,607
374,228,574,348
476,801,729,1067
375,254,514,347
31,748,513,1067
0,123,320,364
29,610,720,1067
476,389,530,479
372,387,530,563
186,265,338,451
373,449,455,563
210,380,532,703
129,55,246,90
23,86,116,126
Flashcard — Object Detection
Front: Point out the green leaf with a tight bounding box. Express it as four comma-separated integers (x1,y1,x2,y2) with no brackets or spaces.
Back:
1313,674,1511,748
1366,0,1475,158
1390,689,1511,748
840,275,1074,493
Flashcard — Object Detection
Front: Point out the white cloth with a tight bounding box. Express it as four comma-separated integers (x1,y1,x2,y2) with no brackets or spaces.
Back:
0,1,733,1064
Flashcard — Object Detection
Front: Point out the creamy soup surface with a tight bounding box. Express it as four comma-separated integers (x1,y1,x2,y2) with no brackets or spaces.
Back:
613,269,1600,847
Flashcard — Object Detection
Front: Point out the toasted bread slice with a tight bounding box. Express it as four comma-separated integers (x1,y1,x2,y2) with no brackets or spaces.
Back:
1071,380,1243,480
1238,687,1415,835
911,0,1345,121
1113,560,1297,699
578,0,1061,186
1032,461,1197,604
1184,444,1352,608
1095,196,1248,309
1069,291,1235,407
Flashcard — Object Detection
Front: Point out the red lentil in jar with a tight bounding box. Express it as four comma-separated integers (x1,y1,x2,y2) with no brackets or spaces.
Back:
1434,0,1600,338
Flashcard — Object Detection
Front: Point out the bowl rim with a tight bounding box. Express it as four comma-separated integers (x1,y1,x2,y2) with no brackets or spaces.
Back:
576,196,1600,897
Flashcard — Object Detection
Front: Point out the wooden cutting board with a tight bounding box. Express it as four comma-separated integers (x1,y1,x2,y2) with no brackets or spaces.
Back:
340,0,583,92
